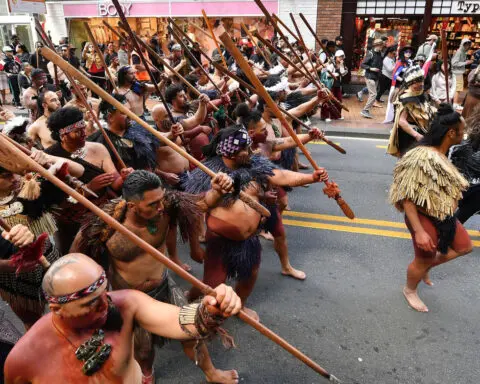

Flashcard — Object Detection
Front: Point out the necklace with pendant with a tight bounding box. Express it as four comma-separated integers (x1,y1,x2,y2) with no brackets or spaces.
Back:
0,193,15,206
146,219,159,235
71,146,87,160
52,318,112,376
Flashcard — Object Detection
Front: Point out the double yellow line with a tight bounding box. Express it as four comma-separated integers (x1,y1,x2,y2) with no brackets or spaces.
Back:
283,211,480,247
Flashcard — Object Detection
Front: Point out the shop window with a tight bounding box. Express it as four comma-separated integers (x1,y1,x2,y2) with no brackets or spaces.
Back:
356,0,425,15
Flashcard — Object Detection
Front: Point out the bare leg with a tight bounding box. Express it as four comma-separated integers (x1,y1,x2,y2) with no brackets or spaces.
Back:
182,340,239,384
166,225,191,271
134,331,155,382
235,266,260,321
404,258,432,312
189,234,205,264
0,90,6,105
274,234,306,280
278,194,289,213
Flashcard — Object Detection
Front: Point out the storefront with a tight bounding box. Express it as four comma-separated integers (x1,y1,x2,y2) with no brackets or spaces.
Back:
44,0,286,54
341,0,480,84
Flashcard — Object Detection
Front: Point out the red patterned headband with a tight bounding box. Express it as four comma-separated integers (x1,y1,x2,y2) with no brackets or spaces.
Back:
59,120,86,136
44,270,107,304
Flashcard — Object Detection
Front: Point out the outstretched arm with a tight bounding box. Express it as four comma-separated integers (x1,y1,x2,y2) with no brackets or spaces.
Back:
271,128,324,152
269,167,328,187
129,283,241,339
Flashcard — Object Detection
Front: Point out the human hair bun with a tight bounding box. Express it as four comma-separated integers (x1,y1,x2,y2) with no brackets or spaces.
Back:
437,103,454,116
234,102,250,118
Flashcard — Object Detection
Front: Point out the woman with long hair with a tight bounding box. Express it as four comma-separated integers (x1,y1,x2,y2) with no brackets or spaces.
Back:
390,104,473,312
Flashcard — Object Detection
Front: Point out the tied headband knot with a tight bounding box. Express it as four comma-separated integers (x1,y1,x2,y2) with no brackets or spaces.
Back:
216,128,252,157
44,270,107,304
59,120,86,136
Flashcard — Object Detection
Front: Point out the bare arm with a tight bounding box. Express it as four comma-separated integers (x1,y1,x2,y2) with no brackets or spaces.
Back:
22,89,37,111
398,110,423,140
270,133,312,152
182,95,208,130
196,173,232,212
269,169,314,187
27,122,39,143
403,199,435,252
287,94,322,118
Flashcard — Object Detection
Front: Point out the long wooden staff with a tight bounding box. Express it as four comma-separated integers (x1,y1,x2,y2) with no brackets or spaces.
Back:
201,10,228,68
298,13,334,65
272,13,300,42
127,28,225,116
83,23,119,93
34,22,127,170
289,13,322,84
240,23,272,67
0,134,338,382
170,22,345,154
441,29,450,104
39,46,270,218
220,32,354,218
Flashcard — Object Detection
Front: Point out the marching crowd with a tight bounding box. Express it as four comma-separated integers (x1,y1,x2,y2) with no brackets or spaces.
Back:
0,18,478,384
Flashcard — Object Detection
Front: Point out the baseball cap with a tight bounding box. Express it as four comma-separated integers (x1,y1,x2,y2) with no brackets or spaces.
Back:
426,34,438,41
335,50,345,57
373,39,384,46
335,35,343,41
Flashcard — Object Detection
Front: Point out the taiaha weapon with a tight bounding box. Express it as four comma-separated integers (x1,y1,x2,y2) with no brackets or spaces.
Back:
441,29,450,104
34,20,127,170
0,217,50,272
298,13,335,65
240,23,272,67
170,22,346,155
201,10,228,68
0,133,339,383
112,1,176,125
83,22,119,94
220,31,354,219
289,14,322,84
39,46,271,218
272,13,300,43
0,132,98,198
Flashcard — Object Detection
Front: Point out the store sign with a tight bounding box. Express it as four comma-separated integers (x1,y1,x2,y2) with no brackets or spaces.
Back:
451,1,480,13
8,0,46,14
98,2,132,16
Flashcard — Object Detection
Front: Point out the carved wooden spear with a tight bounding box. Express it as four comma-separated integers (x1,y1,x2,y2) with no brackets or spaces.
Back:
0,133,340,383
39,46,270,218
220,31,354,219
169,21,346,155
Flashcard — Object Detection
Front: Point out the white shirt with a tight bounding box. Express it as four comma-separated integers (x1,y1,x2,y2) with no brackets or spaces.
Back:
430,72,456,102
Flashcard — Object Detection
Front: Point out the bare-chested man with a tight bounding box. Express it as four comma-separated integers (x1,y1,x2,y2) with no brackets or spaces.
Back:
72,170,239,384
4,253,241,383
21,68,48,122
65,80,100,136
183,125,329,320
117,66,156,118
27,90,61,149
237,106,325,280
45,107,133,254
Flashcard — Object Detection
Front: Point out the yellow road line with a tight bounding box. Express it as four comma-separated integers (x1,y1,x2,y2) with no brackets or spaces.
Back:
376,145,387,149
310,141,341,145
283,211,480,238
283,218,480,247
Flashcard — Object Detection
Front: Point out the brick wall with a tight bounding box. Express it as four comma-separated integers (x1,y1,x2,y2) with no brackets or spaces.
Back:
315,0,343,50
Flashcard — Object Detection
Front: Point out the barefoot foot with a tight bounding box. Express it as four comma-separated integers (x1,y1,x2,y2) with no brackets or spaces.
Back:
206,369,239,384
281,267,306,280
403,287,428,312
423,272,434,286
259,230,274,241
242,306,260,322
172,257,192,272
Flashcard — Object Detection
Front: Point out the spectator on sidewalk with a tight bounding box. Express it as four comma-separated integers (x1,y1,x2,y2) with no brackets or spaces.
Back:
8,35,20,52
104,42,117,67
360,38,384,119
0,61,8,105
335,36,344,52
2,46,22,108
18,62,32,93
15,44,30,63
376,47,396,103
61,44,80,69
452,38,473,110
118,40,129,67
321,50,348,122
430,62,456,105
415,34,438,61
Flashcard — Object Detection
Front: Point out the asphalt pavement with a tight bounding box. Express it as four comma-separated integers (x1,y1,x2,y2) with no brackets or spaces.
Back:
2,137,478,384
153,137,480,384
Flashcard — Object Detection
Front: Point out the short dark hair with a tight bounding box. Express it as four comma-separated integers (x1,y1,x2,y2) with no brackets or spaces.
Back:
117,66,131,87
99,93,128,118
47,107,84,141
31,68,46,79
37,89,55,116
165,84,184,104
122,170,163,201
238,107,262,130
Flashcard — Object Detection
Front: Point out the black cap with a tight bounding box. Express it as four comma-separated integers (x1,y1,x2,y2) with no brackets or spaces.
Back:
335,35,343,41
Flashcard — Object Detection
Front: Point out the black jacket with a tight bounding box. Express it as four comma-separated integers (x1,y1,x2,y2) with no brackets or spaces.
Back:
361,50,383,81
